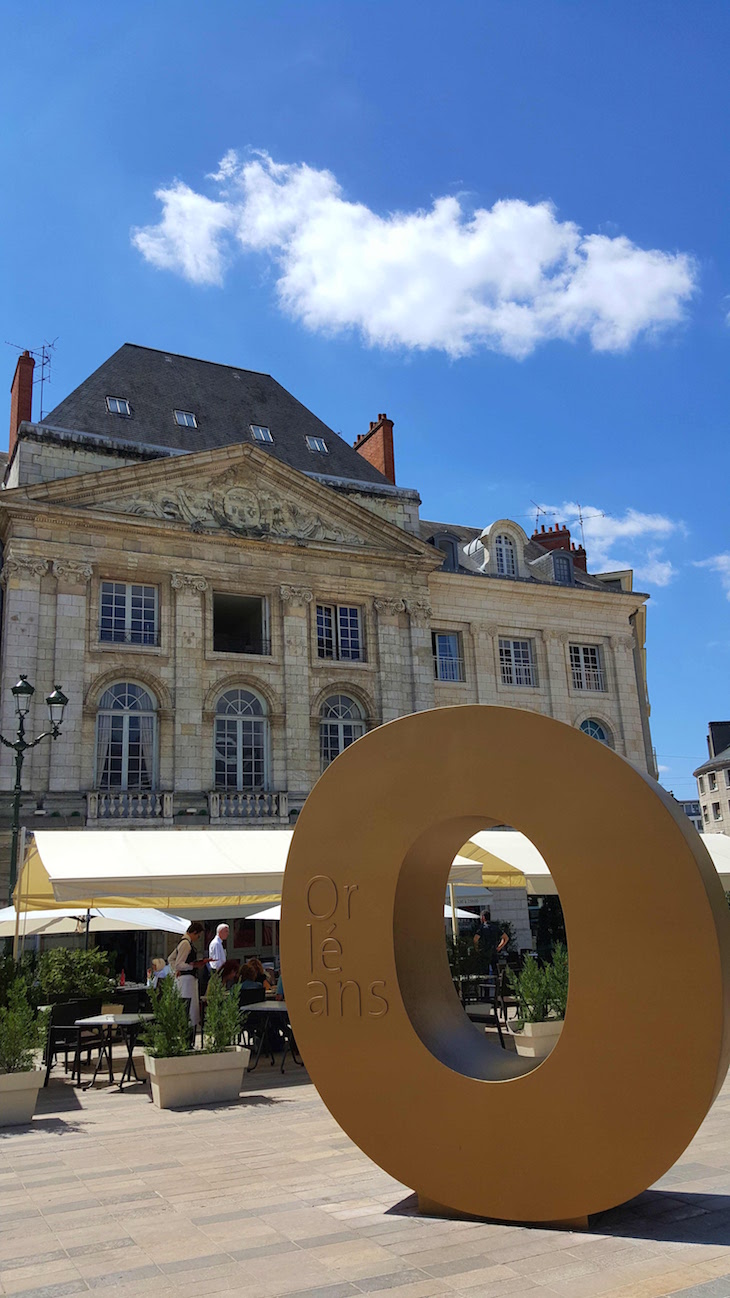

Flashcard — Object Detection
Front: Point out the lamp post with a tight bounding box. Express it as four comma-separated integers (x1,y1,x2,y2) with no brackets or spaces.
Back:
1,676,68,904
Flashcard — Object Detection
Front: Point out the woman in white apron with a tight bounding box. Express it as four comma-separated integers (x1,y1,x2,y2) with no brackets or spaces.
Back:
168,922,205,1031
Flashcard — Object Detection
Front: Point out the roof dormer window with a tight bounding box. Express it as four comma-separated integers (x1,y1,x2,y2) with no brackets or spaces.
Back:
251,425,273,443
428,535,460,573
495,533,517,577
306,436,328,453
174,410,197,428
553,553,573,585
106,396,131,417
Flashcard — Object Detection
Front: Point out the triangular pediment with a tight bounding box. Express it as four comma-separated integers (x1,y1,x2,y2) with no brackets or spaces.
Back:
5,443,434,559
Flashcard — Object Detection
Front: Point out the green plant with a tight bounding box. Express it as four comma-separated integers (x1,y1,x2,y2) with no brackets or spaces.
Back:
0,983,47,1073
38,947,114,1002
536,896,566,962
203,974,241,1053
509,956,549,1024
142,975,192,1058
545,942,569,1019
0,951,40,1012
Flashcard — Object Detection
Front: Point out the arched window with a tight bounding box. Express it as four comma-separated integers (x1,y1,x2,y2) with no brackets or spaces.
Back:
320,695,366,770
95,683,157,790
580,718,613,747
214,689,269,791
495,533,517,577
428,535,460,572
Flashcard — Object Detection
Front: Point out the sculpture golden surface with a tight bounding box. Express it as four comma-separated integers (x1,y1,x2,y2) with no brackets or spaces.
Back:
282,706,730,1223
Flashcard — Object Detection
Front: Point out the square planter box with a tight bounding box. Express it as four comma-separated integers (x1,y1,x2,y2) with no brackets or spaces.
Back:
512,1019,564,1060
144,1046,250,1109
0,1069,44,1126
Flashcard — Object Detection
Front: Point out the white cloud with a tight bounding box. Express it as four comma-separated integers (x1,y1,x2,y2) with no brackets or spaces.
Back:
535,502,683,586
657,764,670,774
695,553,730,600
132,150,697,359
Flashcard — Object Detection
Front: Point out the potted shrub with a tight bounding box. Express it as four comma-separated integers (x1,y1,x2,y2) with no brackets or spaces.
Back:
508,944,568,1060
38,948,114,1004
143,974,250,1109
0,983,48,1126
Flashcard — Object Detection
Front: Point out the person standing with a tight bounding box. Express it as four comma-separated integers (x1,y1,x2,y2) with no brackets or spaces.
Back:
473,909,509,971
168,922,206,1034
208,923,229,973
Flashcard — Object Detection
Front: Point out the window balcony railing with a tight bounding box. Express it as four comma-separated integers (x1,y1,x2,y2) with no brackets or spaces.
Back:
572,668,606,692
87,790,173,821
99,629,161,647
212,635,272,656
208,790,289,822
433,655,465,683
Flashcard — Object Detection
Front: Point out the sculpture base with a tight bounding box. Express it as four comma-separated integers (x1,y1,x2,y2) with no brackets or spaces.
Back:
416,1195,588,1231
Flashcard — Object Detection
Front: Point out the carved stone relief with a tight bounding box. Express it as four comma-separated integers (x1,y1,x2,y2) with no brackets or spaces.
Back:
407,600,433,627
280,585,314,607
52,560,93,585
374,598,406,618
171,572,209,592
0,556,48,585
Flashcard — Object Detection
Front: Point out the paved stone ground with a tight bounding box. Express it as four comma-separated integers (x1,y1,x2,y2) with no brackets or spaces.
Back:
2,1060,730,1298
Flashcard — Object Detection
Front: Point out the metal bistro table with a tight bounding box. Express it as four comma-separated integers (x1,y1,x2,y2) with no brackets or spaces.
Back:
74,1014,153,1090
240,1002,303,1074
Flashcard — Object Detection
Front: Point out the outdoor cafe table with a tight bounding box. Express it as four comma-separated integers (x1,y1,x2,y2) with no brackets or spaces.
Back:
74,1013,153,1090
240,1002,302,1074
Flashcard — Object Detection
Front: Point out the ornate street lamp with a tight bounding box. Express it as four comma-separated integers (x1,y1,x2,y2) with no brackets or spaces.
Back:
1,677,69,903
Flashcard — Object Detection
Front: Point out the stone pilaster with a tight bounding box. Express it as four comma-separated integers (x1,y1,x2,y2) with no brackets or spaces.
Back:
281,585,313,802
0,557,47,792
543,630,572,722
471,622,499,704
47,561,93,792
407,599,435,713
609,633,637,760
172,573,208,792
374,598,406,721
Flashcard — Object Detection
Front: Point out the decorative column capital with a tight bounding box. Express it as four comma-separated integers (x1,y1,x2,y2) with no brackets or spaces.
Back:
407,599,432,628
544,629,569,645
374,597,406,618
0,556,49,586
280,584,313,607
52,560,93,585
610,633,634,652
171,572,208,592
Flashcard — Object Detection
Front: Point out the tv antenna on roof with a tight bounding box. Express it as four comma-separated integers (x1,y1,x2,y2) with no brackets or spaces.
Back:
4,338,58,420
530,500,555,533
573,502,605,549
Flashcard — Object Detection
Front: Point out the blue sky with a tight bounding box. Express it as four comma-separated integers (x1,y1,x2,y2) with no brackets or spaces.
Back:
2,1,728,797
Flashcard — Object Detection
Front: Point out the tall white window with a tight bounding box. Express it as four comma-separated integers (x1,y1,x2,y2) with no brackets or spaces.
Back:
316,604,363,661
95,683,157,790
579,718,613,747
432,631,465,682
100,582,158,646
495,534,517,577
320,695,365,769
499,638,536,687
570,643,605,691
214,689,269,791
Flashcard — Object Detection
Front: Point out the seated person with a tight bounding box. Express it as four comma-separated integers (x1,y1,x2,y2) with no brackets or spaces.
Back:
248,957,273,990
218,959,241,990
275,974,284,1001
239,961,263,990
147,957,171,989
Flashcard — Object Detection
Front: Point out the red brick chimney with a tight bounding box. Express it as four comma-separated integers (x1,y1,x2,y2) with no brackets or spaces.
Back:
9,350,34,461
532,523,588,571
354,413,395,484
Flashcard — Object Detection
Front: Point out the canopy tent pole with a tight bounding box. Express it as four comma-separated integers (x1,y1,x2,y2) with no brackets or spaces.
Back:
12,828,27,961
448,882,458,940
84,910,91,950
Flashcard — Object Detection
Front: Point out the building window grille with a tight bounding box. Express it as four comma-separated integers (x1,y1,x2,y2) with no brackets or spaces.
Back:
579,718,613,747
250,425,273,442
316,604,363,661
213,594,270,655
174,410,197,427
569,643,606,691
100,582,159,646
432,631,465,682
95,683,157,790
306,435,328,453
106,396,131,416
320,695,365,770
214,689,268,791
495,534,517,577
499,638,536,687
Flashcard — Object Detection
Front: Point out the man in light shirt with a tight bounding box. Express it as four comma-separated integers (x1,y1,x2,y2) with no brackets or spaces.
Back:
208,923,229,972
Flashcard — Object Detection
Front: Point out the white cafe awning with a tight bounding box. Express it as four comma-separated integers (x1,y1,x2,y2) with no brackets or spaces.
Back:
0,906,189,939
245,902,477,922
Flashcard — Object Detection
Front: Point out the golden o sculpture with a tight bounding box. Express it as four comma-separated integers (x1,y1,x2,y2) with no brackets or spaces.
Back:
281,706,730,1223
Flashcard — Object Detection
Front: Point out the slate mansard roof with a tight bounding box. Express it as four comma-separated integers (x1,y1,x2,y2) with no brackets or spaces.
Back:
40,344,390,487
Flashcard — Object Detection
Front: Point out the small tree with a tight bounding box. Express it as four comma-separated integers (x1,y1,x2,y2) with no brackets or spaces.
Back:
142,976,191,1058
545,942,569,1020
0,983,47,1073
203,974,241,1054
508,957,549,1024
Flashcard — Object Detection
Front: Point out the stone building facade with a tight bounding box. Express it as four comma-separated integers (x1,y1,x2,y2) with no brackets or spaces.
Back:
694,722,730,835
0,346,656,942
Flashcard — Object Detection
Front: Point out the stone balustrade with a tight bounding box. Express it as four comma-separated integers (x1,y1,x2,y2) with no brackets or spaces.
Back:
87,791,173,822
207,790,289,822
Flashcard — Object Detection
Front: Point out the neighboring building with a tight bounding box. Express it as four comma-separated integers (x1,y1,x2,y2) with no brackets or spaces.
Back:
693,722,730,834
0,344,657,952
677,799,703,834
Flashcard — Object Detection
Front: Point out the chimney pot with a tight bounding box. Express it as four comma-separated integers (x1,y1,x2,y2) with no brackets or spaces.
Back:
9,349,35,466
354,412,396,484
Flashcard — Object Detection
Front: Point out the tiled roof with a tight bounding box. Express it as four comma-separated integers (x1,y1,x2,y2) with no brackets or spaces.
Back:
40,344,390,487
693,745,730,777
419,518,610,588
